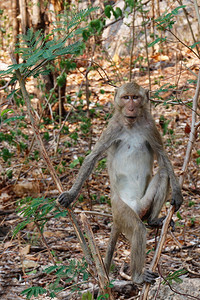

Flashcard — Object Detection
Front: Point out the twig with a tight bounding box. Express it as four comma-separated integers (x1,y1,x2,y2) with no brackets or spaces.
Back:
158,265,200,300
142,14,151,91
155,20,200,59
162,242,200,254
179,68,200,187
34,220,56,264
0,79,11,90
129,5,136,82
75,209,112,218
194,0,200,26
80,213,114,299
139,207,175,299
177,0,200,56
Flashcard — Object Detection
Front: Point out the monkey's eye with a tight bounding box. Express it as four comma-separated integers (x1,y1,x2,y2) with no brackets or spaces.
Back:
122,95,130,100
133,96,141,101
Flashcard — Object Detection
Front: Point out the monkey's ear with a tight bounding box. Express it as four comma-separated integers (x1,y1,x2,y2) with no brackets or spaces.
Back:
145,89,150,101
114,88,118,102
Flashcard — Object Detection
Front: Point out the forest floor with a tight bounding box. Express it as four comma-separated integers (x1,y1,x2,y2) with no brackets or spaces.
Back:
0,47,199,300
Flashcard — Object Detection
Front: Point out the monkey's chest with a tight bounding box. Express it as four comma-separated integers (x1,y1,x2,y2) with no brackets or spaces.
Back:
109,132,153,204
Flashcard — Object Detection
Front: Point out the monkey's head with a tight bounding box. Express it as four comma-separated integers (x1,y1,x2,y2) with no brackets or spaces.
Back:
114,82,149,125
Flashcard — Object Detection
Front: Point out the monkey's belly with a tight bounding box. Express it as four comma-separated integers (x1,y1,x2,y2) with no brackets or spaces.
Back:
109,134,153,215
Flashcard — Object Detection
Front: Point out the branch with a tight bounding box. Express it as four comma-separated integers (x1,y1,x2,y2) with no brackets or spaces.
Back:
179,68,200,187
80,213,114,299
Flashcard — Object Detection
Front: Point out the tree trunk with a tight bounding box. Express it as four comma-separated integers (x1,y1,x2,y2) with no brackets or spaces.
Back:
12,0,20,63
19,0,29,34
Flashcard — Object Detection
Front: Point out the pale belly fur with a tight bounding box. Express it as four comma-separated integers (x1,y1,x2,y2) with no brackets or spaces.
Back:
108,130,153,214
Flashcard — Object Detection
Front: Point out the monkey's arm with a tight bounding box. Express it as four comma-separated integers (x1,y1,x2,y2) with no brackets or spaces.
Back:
58,120,123,208
145,118,183,211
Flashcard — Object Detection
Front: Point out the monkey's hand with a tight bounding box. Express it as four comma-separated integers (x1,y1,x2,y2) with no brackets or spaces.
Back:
171,190,183,211
143,269,158,284
58,190,76,208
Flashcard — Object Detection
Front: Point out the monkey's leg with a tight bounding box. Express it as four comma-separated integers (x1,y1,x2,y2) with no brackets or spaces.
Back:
130,220,158,284
130,219,147,284
141,167,169,226
104,224,120,275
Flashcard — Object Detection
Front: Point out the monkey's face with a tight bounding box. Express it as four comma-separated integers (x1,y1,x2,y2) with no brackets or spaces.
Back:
115,82,148,125
120,94,142,121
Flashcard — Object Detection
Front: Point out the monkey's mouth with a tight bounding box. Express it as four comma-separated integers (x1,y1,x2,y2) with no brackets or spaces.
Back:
125,116,137,119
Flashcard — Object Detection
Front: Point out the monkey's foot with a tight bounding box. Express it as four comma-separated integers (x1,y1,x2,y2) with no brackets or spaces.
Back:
143,269,158,284
148,217,175,231
57,191,74,208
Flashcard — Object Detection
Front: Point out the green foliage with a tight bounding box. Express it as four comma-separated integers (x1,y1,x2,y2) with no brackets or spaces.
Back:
22,259,89,299
0,7,98,80
6,169,13,179
104,5,122,19
97,294,109,300
21,286,47,299
69,156,84,168
83,4,122,41
176,211,183,220
0,28,83,79
97,158,107,171
0,148,13,162
196,150,200,165
13,197,66,237
190,41,200,49
148,37,166,48
190,217,195,226
159,115,170,136
0,6,101,175
89,19,104,35
57,72,67,87
155,6,186,30
162,269,187,285
80,117,91,134
188,200,195,207
44,258,89,282
82,291,93,300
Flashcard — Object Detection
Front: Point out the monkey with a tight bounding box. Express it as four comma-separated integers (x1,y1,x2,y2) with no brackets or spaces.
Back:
58,82,183,284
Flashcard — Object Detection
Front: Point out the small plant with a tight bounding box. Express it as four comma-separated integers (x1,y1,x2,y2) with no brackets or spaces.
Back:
162,269,187,285
196,150,200,165
21,258,89,299
13,197,66,238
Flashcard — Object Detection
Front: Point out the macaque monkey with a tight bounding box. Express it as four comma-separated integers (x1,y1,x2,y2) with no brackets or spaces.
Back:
58,82,183,284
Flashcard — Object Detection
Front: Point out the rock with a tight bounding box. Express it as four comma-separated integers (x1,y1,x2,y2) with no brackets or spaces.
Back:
149,278,200,300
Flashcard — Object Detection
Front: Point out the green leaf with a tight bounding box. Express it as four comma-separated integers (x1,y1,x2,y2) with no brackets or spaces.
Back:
70,159,80,168
115,7,122,18
7,89,19,99
57,73,66,87
82,291,93,300
44,265,58,274
190,41,200,49
171,5,186,15
21,286,47,299
105,5,112,18
13,219,31,237
89,19,104,34
176,211,183,220
3,116,25,123
0,108,14,116
148,37,166,48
